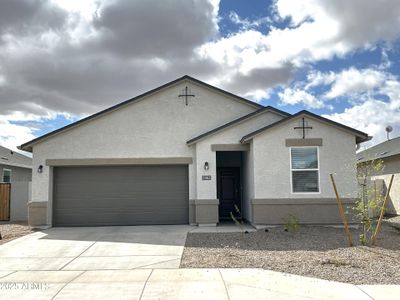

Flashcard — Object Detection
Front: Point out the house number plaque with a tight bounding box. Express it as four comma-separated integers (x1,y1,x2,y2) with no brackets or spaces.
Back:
202,175,211,180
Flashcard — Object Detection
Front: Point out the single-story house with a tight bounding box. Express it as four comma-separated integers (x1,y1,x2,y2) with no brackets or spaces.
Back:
0,145,32,221
19,76,369,227
357,136,400,215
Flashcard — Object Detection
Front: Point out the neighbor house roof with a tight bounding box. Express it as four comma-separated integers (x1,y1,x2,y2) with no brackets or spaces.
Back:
19,75,263,152
186,106,290,145
0,145,32,169
357,136,400,163
240,110,370,144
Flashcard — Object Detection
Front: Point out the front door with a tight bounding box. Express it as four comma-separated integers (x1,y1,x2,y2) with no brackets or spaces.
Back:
217,167,241,221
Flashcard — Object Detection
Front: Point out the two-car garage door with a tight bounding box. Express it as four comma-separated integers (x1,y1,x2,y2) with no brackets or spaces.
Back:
53,165,189,226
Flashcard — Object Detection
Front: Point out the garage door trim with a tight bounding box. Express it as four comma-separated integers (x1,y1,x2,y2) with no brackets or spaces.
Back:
52,164,189,227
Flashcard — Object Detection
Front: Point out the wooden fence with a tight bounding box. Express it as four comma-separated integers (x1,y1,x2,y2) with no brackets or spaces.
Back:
0,183,11,221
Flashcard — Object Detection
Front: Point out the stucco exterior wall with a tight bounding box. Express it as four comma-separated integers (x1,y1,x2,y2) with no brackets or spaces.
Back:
252,118,357,199
193,111,283,201
30,80,258,225
10,181,31,221
370,155,400,215
1,165,32,182
250,117,358,224
242,143,254,221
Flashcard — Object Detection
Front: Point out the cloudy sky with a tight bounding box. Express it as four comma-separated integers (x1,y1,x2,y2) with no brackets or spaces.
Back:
1,0,400,153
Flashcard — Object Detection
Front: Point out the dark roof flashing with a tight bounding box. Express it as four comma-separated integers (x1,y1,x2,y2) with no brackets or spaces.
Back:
240,110,369,144
186,106,290,145
19,75,263,152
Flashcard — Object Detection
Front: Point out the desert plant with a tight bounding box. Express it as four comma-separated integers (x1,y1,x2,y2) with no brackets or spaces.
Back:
230,204,248,234
355,158,385,245
284,214,299,232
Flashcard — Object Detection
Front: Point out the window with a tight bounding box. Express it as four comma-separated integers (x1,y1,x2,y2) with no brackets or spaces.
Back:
2,169,11,183
290,147,319,193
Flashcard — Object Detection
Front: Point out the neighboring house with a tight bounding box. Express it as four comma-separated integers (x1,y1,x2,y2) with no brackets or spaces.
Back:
0,145,32,221
357,136,400,215
19,76,369,227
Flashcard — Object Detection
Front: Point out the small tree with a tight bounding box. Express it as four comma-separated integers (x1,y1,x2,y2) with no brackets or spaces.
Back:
355,158,385,245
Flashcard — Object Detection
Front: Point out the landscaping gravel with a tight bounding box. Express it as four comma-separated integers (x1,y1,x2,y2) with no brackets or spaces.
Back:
0,222,33,245
181,224,400,285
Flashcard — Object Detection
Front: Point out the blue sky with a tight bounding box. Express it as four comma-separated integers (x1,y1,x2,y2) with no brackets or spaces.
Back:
1,0,400,152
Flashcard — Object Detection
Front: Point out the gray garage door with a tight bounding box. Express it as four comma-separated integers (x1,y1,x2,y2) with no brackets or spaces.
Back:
53,165,189,226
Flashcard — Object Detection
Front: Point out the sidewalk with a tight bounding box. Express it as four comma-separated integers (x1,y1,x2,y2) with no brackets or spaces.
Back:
0,268,398,299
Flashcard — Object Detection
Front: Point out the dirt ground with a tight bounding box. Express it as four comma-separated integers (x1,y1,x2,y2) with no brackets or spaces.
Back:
181,224,400,285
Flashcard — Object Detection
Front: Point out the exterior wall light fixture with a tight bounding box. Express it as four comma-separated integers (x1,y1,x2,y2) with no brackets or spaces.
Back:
37,165,43,173
204,162,209,171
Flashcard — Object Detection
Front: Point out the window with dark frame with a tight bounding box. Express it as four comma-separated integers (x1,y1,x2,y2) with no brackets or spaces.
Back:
2,169,11,183
290,147,319,193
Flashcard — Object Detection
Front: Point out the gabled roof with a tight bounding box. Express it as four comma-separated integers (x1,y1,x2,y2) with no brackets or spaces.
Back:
0,145,32,169
357,136,400,163
19,75,263,152
186,106,290,145
240,110,370,144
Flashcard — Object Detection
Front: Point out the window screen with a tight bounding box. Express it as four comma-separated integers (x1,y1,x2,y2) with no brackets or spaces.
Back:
291,147,319,193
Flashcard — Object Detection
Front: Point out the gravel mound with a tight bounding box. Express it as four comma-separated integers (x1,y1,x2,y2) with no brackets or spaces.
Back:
0,222,33,245
181,225,400,285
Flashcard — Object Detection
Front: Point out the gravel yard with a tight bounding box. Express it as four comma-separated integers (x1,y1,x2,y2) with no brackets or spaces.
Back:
181,224,400,285
0,222,33,245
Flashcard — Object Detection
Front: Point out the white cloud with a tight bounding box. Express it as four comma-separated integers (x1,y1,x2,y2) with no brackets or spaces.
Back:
1,0,400,150
0,120,36,153
228,11,271,31
325,68,387,99
324,99,400,148
244,89,270,102
299,66,400,146
279,88,324,109
198,0,400,97
305,70,336,90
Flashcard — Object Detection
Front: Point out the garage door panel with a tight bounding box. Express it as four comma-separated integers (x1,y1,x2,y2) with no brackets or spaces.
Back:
53,165,189,226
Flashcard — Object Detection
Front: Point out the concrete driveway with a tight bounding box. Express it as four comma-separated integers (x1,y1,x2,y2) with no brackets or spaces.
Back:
0,225,192,271
0,226,397,299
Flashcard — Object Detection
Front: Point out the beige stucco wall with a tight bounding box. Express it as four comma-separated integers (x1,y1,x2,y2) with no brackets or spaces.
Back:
252,117,358,199
242,143,254,221
193,111,283,201
10,181,31,221
249,116,358,224
30,79,259,226
1,165,32,182
370,155,400,215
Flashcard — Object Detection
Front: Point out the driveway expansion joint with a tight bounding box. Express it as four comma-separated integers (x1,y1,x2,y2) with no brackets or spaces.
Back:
218,268,231,300
51,270,85,300
0,270,17,279
139,269,153,300
58,240,98,270
356,286,376,300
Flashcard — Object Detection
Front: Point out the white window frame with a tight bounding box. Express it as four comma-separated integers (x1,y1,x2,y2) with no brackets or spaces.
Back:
2,168,11,183
289,146,320,194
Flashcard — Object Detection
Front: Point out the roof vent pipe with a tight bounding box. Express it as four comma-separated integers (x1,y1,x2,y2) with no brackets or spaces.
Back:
385,125,393,140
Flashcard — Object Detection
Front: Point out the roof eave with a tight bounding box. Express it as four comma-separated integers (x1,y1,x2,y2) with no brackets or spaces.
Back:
240,110,370,144
19,75,264,151
186,106,291,145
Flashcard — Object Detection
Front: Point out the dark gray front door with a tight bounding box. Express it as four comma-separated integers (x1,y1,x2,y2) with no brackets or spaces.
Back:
217,167,241,220
53,165,189,226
